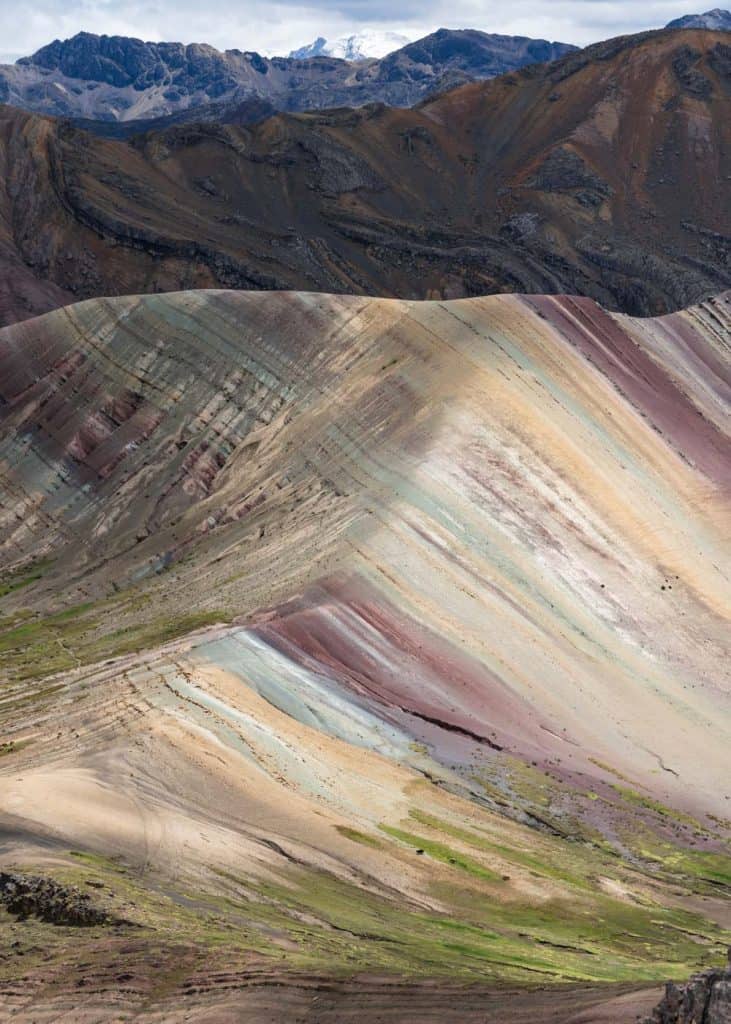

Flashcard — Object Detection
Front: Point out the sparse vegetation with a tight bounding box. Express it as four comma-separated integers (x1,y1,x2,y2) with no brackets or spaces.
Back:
380,824,505,883
0,598,229,683
335,825,384,848
611,785,705,831
0,559,51,599
0,738,33,758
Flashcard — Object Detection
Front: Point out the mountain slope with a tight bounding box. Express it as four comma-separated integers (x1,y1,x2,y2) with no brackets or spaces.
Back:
0,28,728,325
0,286,729,1016
0,29,576,124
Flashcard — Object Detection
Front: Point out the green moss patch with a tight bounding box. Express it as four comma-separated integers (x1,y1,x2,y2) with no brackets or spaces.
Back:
379,824,503,883
0,737,33,758
407,810,590,888
611,786,705,831
335,826,384,848
0,599,229,683
0,559,52,599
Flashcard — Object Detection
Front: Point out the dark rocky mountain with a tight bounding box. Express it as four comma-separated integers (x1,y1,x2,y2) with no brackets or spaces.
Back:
666,8,731,29
0,29,576,125
0,27,728,326
381,27,573,80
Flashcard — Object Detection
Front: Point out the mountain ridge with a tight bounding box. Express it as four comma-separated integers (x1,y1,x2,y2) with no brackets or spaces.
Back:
0,284,728,1016
666,7,731,29
0,28,577,124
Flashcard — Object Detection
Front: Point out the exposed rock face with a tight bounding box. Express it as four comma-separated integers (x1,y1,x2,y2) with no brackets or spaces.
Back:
380,27,572,81
0,29,576,124
644,951,731,1023
0,872,111,926
0,28,727,325
666,8,731,30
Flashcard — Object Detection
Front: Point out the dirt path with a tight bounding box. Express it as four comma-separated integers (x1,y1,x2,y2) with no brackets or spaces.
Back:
0,970,661,1023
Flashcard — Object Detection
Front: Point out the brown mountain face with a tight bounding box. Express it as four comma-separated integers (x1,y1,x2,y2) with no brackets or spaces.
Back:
0,28,729,326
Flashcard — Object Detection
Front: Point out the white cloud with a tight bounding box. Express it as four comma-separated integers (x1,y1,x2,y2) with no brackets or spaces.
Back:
0,0,714,59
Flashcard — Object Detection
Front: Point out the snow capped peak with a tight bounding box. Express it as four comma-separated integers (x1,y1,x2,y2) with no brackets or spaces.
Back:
288,30,413,62
289,36,328,59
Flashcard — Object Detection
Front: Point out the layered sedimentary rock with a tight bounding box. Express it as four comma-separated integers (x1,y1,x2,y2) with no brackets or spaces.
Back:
0,288,729,1017
0,28,729,326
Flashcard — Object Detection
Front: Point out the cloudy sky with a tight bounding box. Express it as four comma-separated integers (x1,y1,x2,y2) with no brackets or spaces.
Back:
0,0,713,61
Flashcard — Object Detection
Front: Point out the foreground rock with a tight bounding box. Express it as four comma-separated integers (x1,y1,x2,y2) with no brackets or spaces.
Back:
0,872,111,926
644,950,731,1023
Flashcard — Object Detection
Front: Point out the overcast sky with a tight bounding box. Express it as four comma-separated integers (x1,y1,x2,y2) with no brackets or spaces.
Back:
0,0,715,61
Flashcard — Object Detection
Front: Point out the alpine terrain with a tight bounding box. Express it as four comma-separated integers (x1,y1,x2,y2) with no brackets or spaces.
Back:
0,29,576,124
0,10,729,1024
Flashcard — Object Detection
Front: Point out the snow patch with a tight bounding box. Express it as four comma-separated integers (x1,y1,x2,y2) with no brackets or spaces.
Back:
288,30,412,62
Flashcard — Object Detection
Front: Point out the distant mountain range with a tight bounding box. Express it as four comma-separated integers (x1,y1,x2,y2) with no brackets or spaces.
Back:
0,14,726,132
666,7,731,28
288,31,413,61
0,29,576,124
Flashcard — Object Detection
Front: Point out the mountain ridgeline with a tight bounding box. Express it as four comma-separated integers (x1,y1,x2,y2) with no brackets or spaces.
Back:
666,7,731,29
0,28,576,125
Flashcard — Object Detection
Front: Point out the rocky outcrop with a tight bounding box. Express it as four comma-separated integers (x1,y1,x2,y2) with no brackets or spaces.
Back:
644,950,731,1023
379,28,572,82
0,872,112,926
21,34,240,94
